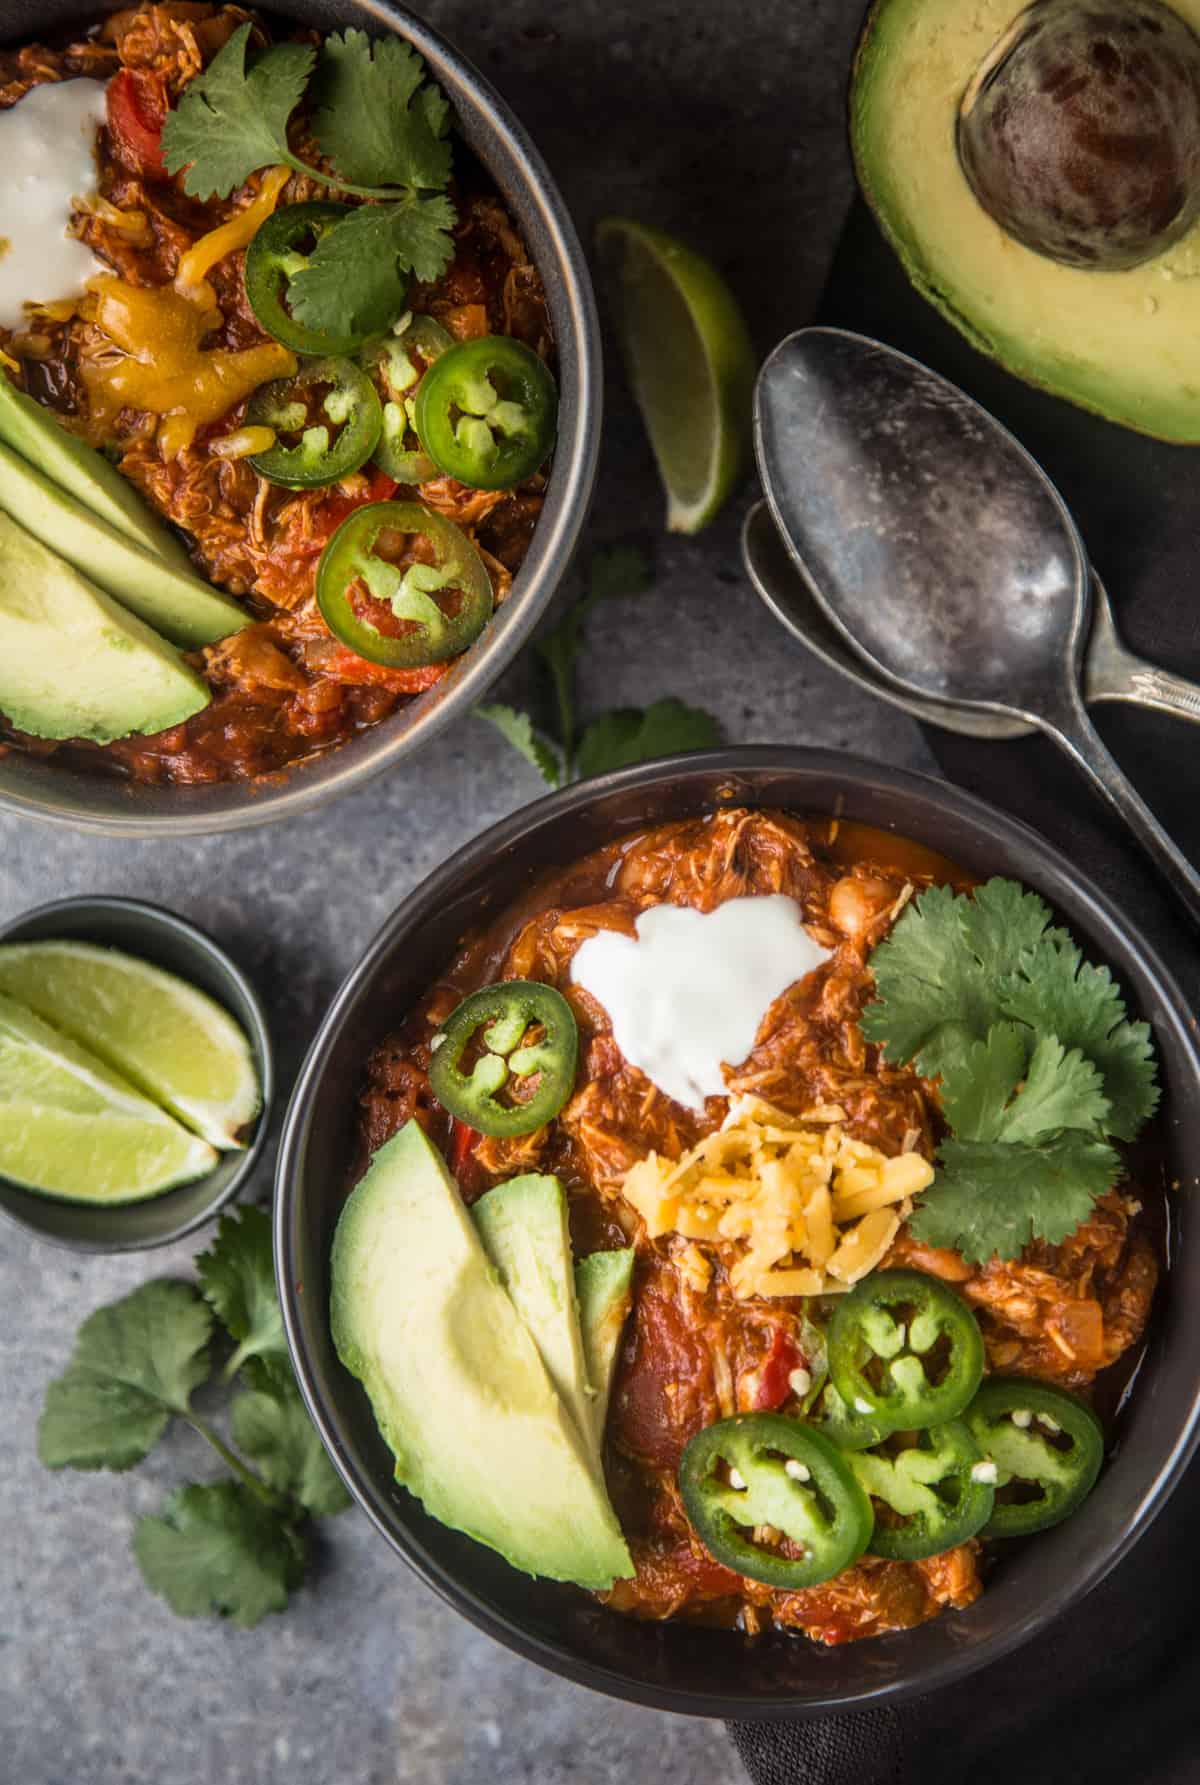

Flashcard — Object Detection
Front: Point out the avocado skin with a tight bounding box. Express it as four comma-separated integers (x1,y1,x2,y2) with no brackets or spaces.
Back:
0,377,194,573
330,1122,633,1590
0,441,246,650
0,509,210,743
851,0,1200,441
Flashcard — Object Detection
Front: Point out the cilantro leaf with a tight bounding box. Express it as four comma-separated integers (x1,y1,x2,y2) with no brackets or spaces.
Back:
999,936,1160,1141
940,1025,1110,1145
911,1132,1121,1264
861,883,1005,1074
133,1482,307,1628
196,1206,287,1382
576,698,722,780
161,24,315,200
937,1021,1029,1143
585,544,653,607
475,704,561,787
38,1282,212,1471
288,194,456,337
311,29,452,192
231,1379,351,1518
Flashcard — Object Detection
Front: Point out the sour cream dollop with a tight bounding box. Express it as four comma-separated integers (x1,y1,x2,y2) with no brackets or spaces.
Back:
570,894,832,1111
0,78,108,332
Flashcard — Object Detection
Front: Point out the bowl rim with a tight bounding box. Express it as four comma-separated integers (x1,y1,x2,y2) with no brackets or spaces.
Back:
0,0,601,837
0,893,274,1252
275,746,1200,1716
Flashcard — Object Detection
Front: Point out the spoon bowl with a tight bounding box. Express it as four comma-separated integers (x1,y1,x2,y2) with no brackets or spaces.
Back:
754,328,1200,926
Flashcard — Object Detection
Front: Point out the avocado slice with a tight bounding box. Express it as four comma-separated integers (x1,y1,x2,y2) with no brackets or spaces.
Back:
0,509,210,743
0,441,246,649
472,1174,597,1460
0,377,194,572
852,0,1200,440
330,1122,633,1589
576,1249,635,1451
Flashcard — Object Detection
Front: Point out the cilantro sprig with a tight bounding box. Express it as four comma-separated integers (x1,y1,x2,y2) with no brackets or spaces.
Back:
161,26,457,339
37,1207,349,1629
477,545,722,786
862,879,1159,1264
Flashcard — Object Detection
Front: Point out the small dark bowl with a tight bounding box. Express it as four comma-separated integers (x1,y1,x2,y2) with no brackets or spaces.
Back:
275,749,1200,1717
0,896,273,1252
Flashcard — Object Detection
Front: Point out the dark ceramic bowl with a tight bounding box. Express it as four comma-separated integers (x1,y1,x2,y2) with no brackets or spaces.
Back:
276,748,1200,1717
0,896,273,1251
0,0,600,837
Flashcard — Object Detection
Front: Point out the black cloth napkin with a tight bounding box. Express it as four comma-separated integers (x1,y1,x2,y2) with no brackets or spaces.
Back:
730,201,1200,1785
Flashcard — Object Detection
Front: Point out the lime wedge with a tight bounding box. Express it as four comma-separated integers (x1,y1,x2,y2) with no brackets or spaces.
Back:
0,992,217,1202
595,217,756,533
0,942,259,1150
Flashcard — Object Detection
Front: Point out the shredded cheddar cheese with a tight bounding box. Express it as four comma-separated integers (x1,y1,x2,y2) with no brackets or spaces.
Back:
620,1095,933,1300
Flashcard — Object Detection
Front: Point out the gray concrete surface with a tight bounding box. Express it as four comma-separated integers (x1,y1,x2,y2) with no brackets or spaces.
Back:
0,1,935,1778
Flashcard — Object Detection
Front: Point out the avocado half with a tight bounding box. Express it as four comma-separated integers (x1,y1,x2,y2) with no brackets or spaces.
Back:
851,0,1200,442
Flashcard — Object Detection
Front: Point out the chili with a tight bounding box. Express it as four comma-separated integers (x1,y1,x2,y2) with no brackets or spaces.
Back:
429,980,579,1138
244,203,376,356
965,1379,1104,1537
828,1269,985,1436
414,335,557,490
850,1420,995,1562
679,1414,874,1591
316,501,493,669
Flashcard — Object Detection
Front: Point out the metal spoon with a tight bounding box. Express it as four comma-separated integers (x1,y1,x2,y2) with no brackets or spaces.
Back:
742,499,1200,738
754,327,1200,923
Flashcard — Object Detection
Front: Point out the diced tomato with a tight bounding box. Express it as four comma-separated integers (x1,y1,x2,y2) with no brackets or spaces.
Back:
752,1326,803,1411
322,650,449,694
449,1119,480,1176
314,471,399,543
106,70,168,179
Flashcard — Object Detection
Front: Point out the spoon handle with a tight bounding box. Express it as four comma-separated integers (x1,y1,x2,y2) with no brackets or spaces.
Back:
1040,688,1200,926
1086,579,1200,726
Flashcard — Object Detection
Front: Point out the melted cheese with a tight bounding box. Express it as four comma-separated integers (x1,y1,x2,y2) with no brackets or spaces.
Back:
79,166,295,456
621,1095,933,1300
0,79,107,331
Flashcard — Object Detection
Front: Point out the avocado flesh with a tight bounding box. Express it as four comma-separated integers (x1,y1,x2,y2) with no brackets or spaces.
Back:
0,509,210,743
0,377,194,572
330,1122,633,1590
472,1174,599,1465
576,1249,635,1451
852,0,1200,440
0,441,246,649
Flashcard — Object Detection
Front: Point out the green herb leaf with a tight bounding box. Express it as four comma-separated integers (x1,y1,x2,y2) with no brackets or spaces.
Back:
196,1206,287,1381
575,698,722,781
862,879,1054,1076
287,194,456,338
133,1482,307,1627
941,1024,1110,1145
38,1282,212,1471
475,703,561,787
910,1131,1121,1264
311,29,452,192
998,935,1159,1141
585,544,652,607
161,24,315,199
231,1378,351,1518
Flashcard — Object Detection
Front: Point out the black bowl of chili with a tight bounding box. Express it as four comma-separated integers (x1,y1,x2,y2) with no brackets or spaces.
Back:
275,748,1200,1716
0,0,599,835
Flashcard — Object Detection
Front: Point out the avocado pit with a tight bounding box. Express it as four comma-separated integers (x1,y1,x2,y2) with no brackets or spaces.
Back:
957,0,1200,270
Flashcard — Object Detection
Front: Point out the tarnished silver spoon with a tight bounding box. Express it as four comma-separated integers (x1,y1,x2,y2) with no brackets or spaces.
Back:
742,500,1200,739
754,327,1200,923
